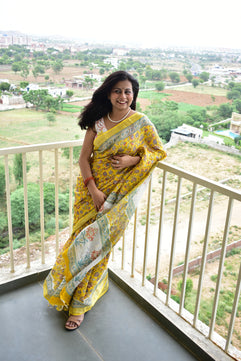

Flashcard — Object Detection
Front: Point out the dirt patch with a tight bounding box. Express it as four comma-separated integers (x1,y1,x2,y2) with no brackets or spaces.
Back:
138,90,231,110
161,89,230,107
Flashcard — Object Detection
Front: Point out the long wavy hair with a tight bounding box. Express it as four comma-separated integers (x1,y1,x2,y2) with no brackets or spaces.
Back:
78,71,139,130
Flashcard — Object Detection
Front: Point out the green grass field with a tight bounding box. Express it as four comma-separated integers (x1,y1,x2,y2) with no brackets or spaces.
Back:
138,90,171,100
0,108,85,148
62,103,83,113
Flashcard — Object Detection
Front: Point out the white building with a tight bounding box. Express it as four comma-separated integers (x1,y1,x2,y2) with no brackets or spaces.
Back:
171,124,203,139
230,112,241,135
112,48,128,56
104,57,118,68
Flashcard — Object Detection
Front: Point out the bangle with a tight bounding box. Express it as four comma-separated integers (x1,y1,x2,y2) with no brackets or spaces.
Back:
84,176,94,187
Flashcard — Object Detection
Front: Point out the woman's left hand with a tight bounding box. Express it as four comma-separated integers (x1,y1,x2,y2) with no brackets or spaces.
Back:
111,154,140,169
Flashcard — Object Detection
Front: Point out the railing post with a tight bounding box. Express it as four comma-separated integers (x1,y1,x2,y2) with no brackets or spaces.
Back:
4,155,14,273
131,208,138,278
39,150,45,264
209,197,233,340
121,232,125,270
55,149,59,255
69,147,73,236
179,183,197,315
142,175,152,286
225,259,241,352
154,169,166,296
193,190,214,327
166,176,182,305
22,153,30,269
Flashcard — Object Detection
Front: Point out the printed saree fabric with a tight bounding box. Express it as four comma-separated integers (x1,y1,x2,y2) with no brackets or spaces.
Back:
43,112,166,315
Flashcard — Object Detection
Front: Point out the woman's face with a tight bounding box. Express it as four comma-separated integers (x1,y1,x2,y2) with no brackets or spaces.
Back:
109,80,134,113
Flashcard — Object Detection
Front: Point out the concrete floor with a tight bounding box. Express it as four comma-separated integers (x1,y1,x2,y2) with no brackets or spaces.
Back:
0,277,199,361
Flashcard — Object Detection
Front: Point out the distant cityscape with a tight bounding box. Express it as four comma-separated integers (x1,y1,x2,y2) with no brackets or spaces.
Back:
1,29,241,55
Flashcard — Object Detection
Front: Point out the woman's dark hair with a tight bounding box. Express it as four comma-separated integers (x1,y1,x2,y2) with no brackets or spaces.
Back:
78,71,139,129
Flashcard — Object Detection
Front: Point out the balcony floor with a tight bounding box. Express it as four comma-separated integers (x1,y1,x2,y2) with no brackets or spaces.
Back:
0,273,199,361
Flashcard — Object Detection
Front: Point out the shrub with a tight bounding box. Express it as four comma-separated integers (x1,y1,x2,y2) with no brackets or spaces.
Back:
155,82,165,91
0,164,5,197
11,183,40,228
59,193,69,213
45,217,64,232
0,212,7,232
178,278,193,296
43,183,55,214
62,146,82,162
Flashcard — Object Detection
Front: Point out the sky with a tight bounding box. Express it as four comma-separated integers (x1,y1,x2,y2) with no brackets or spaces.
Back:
1,0,241,49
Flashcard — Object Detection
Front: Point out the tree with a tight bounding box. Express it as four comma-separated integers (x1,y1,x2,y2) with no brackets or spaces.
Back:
217,103,233,118
13,153,31,185
234,135,241,145
22,89,48,110
169,72,180,83
20,63,29,79
228,81,235,90
155,82,165,91
151,111,182,142
52,61,63,75
66,90,74,98
0,164,5,197
199,72,210,82
83,76,94,90
0,82,10,91
46,112,56,125
32,64,45,79
227,90,241,100
12,62,22,73
20,81,29,89
185,73,193,82
233,99,241,113
192,79,199,88
10,184,40,228
22,90,63,112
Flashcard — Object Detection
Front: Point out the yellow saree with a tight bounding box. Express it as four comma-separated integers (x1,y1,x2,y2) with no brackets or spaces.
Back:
43,112,166,315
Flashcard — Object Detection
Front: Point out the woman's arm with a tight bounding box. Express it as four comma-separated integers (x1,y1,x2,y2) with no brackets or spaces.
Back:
79,128,106,211
111,154,141,169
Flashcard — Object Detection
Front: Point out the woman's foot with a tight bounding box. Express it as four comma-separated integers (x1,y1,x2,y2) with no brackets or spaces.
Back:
65,314,84,331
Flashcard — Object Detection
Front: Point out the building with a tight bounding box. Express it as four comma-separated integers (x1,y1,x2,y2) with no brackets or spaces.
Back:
171,124,203,139
0,33,32,48
191,63,202,76
230,112,241,135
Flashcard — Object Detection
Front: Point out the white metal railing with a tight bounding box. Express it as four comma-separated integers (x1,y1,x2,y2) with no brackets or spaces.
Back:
1,141,241,360
0,140,82,273
113,162,241,361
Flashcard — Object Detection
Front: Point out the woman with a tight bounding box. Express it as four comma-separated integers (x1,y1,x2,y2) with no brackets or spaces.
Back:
43,71,166,331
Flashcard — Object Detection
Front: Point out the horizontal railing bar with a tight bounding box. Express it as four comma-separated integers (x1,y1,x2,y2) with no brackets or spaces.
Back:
0,139,83,155
157,162,241,201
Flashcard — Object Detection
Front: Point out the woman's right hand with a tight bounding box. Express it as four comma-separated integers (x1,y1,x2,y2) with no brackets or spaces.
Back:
89,188,107,212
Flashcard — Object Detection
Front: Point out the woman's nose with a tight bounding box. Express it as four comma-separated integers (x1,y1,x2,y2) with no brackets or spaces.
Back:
119,91,126,98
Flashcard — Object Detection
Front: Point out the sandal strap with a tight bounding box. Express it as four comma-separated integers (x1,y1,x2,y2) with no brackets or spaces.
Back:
66,314,84,327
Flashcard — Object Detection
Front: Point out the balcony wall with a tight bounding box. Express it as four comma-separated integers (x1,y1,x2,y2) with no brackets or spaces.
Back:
0,140,241,361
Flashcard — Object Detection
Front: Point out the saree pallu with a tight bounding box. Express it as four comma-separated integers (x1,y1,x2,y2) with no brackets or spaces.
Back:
43,112,166,315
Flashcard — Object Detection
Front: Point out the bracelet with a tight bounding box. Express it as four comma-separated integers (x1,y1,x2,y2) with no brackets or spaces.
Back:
84,176,94,187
